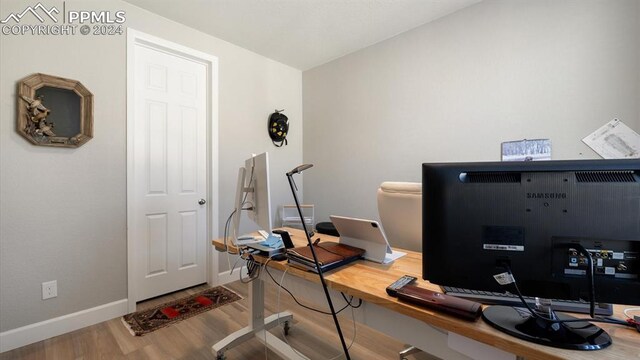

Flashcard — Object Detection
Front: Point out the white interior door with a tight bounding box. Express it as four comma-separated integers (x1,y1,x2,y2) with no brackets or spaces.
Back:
131,41,208,302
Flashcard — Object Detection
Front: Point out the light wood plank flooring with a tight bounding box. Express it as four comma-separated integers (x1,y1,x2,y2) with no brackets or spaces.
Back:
1,279,439,360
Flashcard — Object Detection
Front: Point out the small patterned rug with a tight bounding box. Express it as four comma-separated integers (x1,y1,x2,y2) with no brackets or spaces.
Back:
122,286,242,336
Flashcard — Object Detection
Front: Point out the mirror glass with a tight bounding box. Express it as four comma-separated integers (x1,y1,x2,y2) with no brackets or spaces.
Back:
35,86,81,138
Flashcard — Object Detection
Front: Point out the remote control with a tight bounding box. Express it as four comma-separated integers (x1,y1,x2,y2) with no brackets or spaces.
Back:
386,275,417,297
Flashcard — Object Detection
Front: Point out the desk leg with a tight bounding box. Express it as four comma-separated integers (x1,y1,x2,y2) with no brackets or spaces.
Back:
212,277,309,360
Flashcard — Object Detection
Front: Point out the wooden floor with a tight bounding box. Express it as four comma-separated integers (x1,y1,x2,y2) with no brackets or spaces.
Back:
1,279,439,360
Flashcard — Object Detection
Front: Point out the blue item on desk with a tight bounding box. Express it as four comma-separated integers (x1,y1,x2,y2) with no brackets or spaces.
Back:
258,234,284,249
245,234,286,257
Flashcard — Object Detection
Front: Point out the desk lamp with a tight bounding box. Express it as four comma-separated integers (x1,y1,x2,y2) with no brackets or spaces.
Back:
286,164,351,360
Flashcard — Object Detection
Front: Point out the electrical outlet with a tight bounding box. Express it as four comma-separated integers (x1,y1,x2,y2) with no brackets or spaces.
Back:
42,280,57,300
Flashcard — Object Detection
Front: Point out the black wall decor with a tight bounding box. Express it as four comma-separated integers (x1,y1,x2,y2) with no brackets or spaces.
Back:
268,109,289,147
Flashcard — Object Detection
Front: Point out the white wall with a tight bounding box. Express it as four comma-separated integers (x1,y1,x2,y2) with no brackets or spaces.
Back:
302,0,640,224
0,0,302,334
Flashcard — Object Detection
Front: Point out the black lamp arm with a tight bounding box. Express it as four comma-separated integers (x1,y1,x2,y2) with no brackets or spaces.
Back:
286,168,351,360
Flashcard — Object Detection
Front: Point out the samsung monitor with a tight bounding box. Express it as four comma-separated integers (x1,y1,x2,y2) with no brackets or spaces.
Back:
232,152,273,241
422,159,640,350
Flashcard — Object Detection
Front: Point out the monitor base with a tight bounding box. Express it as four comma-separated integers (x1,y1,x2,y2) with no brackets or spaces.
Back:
482,305,611,350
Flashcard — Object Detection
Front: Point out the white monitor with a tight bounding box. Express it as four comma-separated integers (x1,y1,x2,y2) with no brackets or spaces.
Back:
232,152,273,242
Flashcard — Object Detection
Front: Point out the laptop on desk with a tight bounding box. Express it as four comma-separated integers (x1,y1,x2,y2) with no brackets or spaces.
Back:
330,215,406,264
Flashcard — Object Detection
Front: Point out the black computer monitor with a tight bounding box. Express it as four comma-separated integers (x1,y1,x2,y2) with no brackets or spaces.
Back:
422,159,640,350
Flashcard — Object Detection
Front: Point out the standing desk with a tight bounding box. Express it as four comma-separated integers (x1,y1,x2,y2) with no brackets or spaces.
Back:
212,228,639,360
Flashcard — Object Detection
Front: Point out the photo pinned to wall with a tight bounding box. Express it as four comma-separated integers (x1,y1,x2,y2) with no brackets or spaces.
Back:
582,119,640,159
501,139,551,161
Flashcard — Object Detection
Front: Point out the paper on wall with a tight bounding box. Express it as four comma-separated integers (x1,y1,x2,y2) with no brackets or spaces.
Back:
582,119,640,159
501,139,551,161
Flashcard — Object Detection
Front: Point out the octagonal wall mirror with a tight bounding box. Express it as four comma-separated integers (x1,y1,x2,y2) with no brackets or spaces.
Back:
17,73,93,148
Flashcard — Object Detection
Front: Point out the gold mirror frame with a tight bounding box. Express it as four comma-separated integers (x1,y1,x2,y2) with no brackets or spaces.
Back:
17,73,93,148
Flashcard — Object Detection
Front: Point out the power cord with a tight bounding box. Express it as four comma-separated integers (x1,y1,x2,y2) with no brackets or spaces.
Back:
328,301,358,360
222,209,239,273
556,243,595,317
240,252,262,283
264,260,360,315
222,160,256,253
341,292,362,309
500,264,634,328
272,262,361,360
275,263,316,359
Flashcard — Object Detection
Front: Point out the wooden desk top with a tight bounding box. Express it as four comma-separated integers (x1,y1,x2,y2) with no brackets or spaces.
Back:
213,228,639,360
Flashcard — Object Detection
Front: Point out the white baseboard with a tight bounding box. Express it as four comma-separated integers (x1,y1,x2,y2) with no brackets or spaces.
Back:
0,299,128,353
218,266,246,285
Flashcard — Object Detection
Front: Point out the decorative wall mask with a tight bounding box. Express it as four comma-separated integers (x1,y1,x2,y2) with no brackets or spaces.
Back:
17,73,93,148
268,109,289,147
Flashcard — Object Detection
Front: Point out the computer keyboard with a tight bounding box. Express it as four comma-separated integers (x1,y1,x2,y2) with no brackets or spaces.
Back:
441,286,613,316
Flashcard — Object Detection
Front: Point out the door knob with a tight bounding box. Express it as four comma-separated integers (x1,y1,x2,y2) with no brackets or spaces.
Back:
198,199,206,205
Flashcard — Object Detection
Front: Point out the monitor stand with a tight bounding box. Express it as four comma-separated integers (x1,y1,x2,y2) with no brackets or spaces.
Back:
482,301,611,351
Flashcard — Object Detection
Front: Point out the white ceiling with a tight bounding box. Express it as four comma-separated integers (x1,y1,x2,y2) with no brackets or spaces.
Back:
125,0,481,71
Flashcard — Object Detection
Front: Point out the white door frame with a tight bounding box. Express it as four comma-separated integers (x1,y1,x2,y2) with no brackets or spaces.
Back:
126,29,219,313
